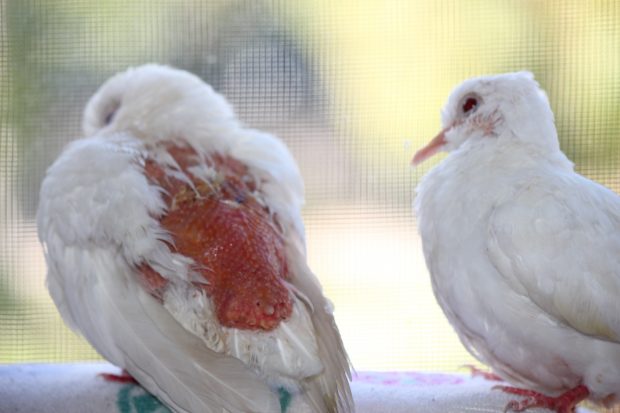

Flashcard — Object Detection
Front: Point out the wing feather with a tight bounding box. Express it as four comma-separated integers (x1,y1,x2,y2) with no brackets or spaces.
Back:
284,230,354,413
487,173,620,342
232,128,354,411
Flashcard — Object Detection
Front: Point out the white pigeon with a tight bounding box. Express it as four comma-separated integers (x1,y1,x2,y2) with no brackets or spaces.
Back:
413,72,620,412
37,64,353,413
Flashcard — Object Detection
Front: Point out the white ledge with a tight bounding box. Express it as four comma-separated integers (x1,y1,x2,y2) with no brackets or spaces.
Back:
0,363,595,413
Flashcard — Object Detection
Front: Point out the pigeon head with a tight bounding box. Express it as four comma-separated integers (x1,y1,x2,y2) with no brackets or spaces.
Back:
412,72,559,166
82,64,236,142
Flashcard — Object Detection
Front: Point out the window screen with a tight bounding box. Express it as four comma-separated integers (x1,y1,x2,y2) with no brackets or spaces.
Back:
1,0,619,390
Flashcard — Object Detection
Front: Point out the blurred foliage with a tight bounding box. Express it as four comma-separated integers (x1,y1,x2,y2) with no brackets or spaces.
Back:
0,261,100,362
284,0,620,184
0,267,15,315
3,0,620,215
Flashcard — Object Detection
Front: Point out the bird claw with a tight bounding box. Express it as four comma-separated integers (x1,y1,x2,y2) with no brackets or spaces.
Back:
503,400,522,413
99,370,138,384
493,384,589,413
502,396,539,412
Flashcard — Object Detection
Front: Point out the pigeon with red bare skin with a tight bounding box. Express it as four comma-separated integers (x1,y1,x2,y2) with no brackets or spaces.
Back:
37,64,353,413
413,72,620,412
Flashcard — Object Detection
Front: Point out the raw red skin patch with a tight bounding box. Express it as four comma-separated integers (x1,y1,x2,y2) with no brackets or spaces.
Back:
139,145,292,331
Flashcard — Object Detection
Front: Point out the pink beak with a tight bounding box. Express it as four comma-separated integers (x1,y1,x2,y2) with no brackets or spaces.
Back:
411,127,449,166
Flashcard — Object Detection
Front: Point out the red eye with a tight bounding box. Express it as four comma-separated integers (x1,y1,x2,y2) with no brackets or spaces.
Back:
462,97,478,113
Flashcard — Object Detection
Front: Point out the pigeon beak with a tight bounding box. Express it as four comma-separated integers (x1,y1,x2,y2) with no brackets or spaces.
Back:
411,127,449,166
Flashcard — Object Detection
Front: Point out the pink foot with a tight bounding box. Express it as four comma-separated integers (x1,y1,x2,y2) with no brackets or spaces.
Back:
99,369,138,384
463,364,503,382
493,384,589,413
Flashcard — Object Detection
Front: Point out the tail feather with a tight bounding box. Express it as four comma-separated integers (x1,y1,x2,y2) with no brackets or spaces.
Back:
286,237,354,413
92,254,281,413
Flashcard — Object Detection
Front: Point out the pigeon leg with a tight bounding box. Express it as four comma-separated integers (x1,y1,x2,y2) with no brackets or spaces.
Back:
462,364,503,381
494,384,589,413
99,369,138,384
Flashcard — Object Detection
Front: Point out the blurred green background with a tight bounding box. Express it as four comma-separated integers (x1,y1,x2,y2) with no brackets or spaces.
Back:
1,0,619,395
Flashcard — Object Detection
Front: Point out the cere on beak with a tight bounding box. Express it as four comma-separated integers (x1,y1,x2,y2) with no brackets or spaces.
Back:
411,127,449,167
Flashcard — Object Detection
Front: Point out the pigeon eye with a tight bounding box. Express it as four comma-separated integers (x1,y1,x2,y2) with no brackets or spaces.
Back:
462,97,478,114
103,101,121,126
103,110,116,125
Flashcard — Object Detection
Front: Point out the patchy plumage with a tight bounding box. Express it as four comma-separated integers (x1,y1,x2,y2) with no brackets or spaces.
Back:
413,72,620,412
37,64,353,413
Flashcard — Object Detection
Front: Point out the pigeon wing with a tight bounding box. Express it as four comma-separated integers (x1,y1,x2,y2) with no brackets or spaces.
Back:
486,172,620,343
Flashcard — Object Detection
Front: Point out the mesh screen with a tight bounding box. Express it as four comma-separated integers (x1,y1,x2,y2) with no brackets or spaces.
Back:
1,0,619,387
